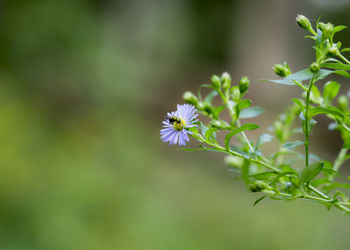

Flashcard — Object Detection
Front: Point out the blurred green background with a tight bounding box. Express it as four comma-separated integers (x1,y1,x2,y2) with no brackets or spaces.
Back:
0,0,350,249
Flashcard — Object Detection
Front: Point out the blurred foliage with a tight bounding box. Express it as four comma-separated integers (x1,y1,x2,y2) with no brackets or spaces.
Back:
0,0,349,249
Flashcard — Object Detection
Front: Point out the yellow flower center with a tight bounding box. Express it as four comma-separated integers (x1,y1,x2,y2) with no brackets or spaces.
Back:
172,118,186,131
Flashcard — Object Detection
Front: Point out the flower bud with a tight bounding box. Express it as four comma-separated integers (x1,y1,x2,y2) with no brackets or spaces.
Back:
239,76,250,94
210,120,229,130
197,102,205,110
273,64,291,77
224,156,244,169
337,41,342,49
320,22,334,39
203,102,214,114
211,75,221,89
221,72,231,91
231,86,241,102
338,95,348,111
249,183,265,192
327,46,338,56
274,120,283,139
183,91,198,105
296,15,314,33
318,22,326,31
309,62,320,73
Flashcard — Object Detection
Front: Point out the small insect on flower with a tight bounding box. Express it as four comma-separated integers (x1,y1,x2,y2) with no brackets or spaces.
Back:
160,104,198,146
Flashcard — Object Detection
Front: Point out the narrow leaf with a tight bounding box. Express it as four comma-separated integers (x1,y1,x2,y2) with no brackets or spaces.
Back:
301,161,324,183
321,63,350,71
343,138,350,149
225,123,259,149
204,128,217,141
323,81,340,105
240,107,265,119
309,106,344,120
253,196,267,206
282,140,304,149
204,90,217,104
256,133,273,148
333,25,347,33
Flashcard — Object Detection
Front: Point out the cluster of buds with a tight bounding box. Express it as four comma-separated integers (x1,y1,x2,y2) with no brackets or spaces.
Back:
183,73,251,120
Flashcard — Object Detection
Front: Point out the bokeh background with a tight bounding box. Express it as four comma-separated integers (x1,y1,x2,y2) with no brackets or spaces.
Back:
0,0,350,249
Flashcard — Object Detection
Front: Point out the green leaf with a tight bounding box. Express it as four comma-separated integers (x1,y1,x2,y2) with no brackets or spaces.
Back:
213,105,225,119
311,178,331,187
309,106,344,120
253,196,267,206
341,48,350,53
301,161,324,184
250,172,277,180
311,85,322,104
333,25,347,33
264,69,334,85
321,63,350,71
262,79,296,85
324,58,341,63
282,140,304,149
315,69,334,81
204,128,217,141
200,122,209,138
322,182,350,192
285,69,314,81
323,81,340,105
239,107,265,119
343,138,350,149
179,147,223,153
256,134,273,148
236,99,251,112
333,70,350,78
292,98,304,110
204,90,218,104
225,123,259,149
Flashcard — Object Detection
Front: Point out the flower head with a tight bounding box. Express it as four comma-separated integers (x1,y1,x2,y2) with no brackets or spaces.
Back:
160,104,198,146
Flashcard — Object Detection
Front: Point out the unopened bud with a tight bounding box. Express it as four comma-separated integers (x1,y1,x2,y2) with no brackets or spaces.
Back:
203,102,214,114
338,95,348,111
211,75,221,89
183,91,198,105
320,22,334,39
274,120,283,139
221,72,231,91
309,62,320,73
210,120,229,129
318,22,326,31
327,46,338,56
224,156,244,168
296,15,314,33
239,76,250,94
231,86,241,102
249,183,265,193
273,64,291,77
197,102,205,110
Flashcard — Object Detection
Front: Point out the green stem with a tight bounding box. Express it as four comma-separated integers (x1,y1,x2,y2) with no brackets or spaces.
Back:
236,120,255,153
196,134,350,213
304,76,315,168
337,51,350,64
219,89,255,153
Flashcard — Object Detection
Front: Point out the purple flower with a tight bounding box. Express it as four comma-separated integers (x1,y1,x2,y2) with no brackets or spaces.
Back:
161,104,198,146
